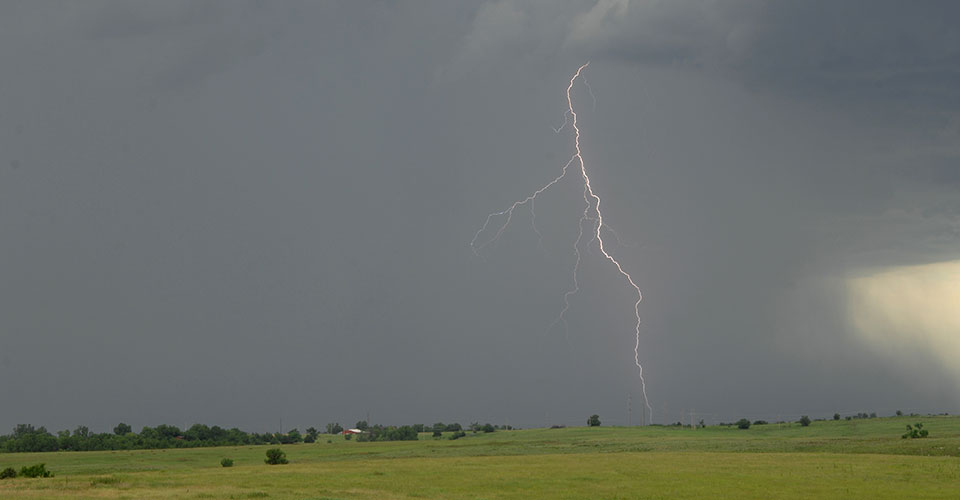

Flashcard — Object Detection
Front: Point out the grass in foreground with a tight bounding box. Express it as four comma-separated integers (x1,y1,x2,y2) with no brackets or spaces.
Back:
1,415,958,499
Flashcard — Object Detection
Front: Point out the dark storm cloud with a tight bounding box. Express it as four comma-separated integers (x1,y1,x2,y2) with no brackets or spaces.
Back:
0,1,957,434
565,1,960,109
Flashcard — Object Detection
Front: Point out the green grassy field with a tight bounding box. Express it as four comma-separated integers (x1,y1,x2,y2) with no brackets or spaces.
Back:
1,415,958,499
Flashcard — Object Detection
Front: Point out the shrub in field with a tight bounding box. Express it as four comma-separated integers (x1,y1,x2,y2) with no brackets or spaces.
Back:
798,416,811,427
752,420,768,425
833,413,841,421
432,430,442,438
19,464,53,478
220,458,234,467
0,467,16,479
736,419,751,430
587,415,601,427
902,423,929,439
264,448,288,465
448,431,467,440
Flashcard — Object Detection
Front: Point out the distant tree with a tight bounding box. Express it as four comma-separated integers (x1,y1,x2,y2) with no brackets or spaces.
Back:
798,416,811,427
587,415,601,427
896,410,903,416
736,419,751,430
326,422,343,435
413,424,425,433
752,420,768,425
13,424,39,438
343,434,352,441
0,467,16,480
220,458,234,467
304,427,319,443
355,421,369,431
833,413,840,421
869,412,877,419
184,424,211,442
113,423,132,436
264,448,288,465
274,429,301,445
444,423,462,432
482,423,496,433
155,425,181,440
698,419,705,428
432,430,442,438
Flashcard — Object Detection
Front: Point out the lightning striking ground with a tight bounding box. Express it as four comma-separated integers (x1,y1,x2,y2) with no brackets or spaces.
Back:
471,63,653,423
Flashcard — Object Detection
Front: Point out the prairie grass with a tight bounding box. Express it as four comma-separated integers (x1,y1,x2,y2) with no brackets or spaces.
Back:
1,415,958,499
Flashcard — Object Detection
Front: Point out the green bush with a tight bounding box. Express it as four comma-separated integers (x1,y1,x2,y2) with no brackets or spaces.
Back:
902,423,929,439
448,431,466,440
220,458,234,467
19,463,53,478
736,419,751,430
833,413,840,420
799,416,811,427
0,467,16,479
587,415,601,427
264,448,288,465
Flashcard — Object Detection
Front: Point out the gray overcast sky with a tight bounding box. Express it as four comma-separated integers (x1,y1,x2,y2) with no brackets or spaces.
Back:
1,1,958,432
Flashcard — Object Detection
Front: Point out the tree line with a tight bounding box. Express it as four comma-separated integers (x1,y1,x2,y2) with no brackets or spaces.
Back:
0,420,510,453
0,423,311,453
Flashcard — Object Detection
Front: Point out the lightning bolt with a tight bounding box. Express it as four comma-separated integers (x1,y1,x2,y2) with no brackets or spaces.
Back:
471,63,652,424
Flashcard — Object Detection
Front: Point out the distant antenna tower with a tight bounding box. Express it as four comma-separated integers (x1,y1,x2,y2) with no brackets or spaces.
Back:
627,393,633,427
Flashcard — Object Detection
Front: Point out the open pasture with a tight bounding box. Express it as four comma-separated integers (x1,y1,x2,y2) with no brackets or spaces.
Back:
1,416,958,499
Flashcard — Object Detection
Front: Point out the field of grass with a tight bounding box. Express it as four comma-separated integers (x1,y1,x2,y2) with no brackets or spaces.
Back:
1,415,958,499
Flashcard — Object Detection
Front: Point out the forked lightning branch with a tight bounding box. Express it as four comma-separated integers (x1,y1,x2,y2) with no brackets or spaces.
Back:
471,63,652,423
